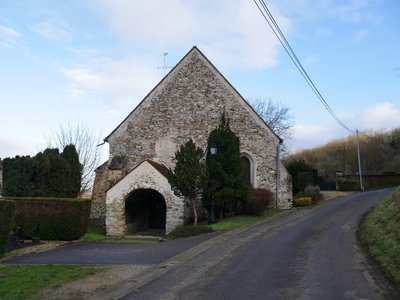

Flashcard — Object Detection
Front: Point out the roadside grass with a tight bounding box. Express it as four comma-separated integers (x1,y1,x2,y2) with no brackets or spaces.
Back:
359,186,400,290
167,208,286,239
1,208,286,298
0,264,105,300
81,225,158,244
210,208,285,231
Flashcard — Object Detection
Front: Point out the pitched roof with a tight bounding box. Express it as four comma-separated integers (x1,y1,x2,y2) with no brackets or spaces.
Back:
106,159,170,192
105,46,282,143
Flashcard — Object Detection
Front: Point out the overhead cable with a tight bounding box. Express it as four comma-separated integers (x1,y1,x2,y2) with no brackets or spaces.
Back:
253,0,355,133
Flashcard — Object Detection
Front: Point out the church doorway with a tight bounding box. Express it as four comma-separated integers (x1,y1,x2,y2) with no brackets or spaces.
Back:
124,189,166,235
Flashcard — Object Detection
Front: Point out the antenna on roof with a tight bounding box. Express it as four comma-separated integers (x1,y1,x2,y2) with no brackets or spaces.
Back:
157,52,173,75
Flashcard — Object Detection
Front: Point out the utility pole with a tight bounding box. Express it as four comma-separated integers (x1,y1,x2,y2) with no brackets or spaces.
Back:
356,129,364,190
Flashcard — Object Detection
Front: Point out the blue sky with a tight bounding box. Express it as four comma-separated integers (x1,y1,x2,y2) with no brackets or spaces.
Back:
1,0,399,161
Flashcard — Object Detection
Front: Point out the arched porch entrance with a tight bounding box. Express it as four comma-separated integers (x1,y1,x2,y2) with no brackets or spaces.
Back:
124,189,166,235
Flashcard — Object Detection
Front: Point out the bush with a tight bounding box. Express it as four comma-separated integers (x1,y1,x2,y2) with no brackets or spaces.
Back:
2,145,81,198
166,225,214,239
4,197,91,241
337,178,359,191
246,188,274,215
0,200,16,256
304,185,324,204
293,197,312,207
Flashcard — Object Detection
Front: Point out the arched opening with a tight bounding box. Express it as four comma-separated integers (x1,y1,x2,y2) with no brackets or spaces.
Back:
124,189,166,235
241,153,255,187
241,156,251,186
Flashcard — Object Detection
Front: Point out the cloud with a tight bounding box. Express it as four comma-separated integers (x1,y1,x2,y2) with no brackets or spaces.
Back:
0,137,37,159
303,53,320,66
93,0,291,70
359,102,400,130
59,56,161,107
353,30,368,42
274,0,381,24
0,25,21,48
291,124,334,149
0,25,21,39
31,22,72,43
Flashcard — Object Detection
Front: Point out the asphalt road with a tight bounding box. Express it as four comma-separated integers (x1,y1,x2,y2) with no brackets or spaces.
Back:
101,189,392,300
7,189,393,299
7,232,220,265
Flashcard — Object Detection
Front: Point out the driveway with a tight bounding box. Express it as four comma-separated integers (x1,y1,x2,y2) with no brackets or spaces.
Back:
6,232,220,265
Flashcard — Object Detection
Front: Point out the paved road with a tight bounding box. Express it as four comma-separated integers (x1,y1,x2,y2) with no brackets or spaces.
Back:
7,189,393,299
98,189,392,300
7,232,220,265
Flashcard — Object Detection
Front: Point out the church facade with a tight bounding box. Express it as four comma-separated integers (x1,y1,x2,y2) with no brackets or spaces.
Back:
91,46,292,236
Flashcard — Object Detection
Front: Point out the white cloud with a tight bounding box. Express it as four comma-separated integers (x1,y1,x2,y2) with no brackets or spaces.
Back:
353,30,368,42
303,53,320,66
359,102,400,130
0,137,37,159
93,0,291,70
31,22,72,43
60,56,161,107
0,25,21,39
291,124,334,149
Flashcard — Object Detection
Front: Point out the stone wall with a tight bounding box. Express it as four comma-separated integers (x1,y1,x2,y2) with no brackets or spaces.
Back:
104,47,292,207
92,47,293,234
106,161,184,236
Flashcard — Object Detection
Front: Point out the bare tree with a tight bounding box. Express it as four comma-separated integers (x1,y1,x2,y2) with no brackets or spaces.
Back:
248,98,294,154
47,122,102,196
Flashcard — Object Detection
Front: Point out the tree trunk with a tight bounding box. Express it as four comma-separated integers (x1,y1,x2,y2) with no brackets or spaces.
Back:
192,200,198,226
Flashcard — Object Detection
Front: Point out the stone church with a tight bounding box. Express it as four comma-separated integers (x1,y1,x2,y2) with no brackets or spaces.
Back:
91,46,292,236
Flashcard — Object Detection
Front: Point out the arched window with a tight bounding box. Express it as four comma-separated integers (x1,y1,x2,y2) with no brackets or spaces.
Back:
241,153,255,187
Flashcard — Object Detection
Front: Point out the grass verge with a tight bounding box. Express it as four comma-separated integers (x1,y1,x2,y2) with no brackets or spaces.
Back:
81,225,158,244
0,264,104,300
167,208,286,239
210,208,285,231
359,187,400,293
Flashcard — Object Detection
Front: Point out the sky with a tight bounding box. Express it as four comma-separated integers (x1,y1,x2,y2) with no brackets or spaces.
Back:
1,0,399,162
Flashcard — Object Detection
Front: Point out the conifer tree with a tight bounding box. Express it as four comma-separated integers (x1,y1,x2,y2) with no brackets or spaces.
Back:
168,139,206,226
205,112,248,217
61,144,82,198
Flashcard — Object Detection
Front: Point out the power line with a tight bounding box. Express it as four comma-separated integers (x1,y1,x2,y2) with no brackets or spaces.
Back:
253,0,355,133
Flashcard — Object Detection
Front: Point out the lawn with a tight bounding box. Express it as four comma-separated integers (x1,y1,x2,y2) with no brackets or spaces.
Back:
0,264,104,300
0,208,286,299
167,208,286,239
81,224,159,244
359,187,400,290
209,208,285,231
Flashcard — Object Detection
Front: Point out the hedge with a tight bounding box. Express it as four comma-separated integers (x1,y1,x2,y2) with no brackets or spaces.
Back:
246,188,274,215
3,197,91,241
337,178,359,191
293,197,312,207
0,199,16,256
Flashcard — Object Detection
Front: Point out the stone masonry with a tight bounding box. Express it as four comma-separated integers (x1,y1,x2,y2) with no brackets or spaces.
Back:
92,46,293,236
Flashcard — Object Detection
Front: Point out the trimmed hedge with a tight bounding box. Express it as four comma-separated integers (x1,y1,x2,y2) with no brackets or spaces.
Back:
0,199,16,256
294,197,312,207
337,178,359,191
4,197,91,241
246,188,274,215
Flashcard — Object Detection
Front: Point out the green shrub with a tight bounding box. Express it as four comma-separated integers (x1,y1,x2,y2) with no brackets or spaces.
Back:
166,225,214,239
337,178,359,191
304,185,324,204
5,197,91,241
293,197,312,207
246,188,274,215
2,145,81,198
0,200,16,256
